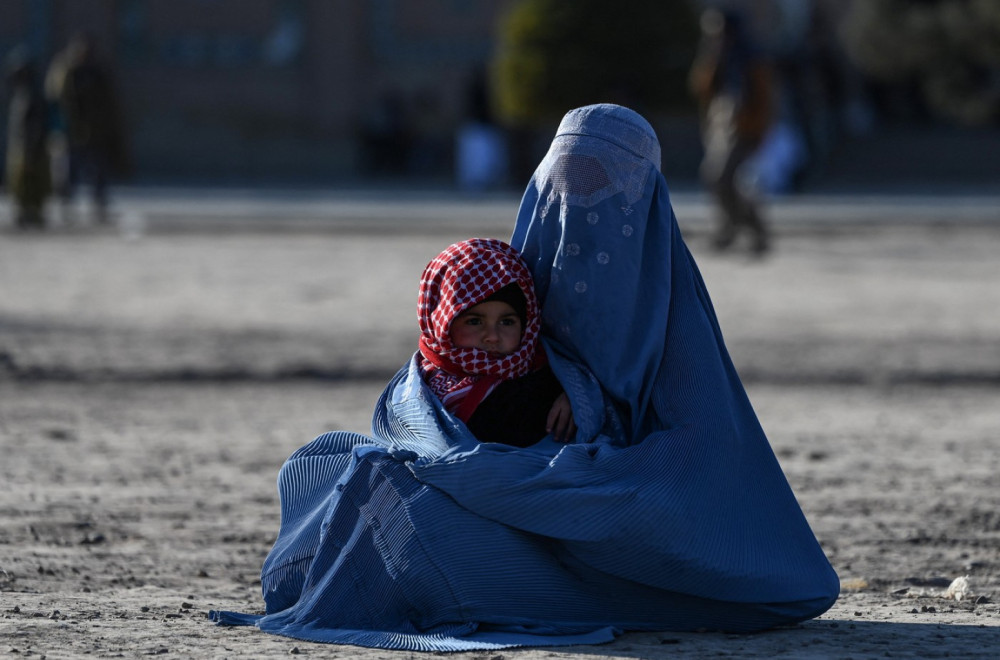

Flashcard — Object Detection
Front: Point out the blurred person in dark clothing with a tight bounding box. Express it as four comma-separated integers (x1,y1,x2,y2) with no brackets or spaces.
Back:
4,48,51,229
46,33,127,225
360,91,412,176
689,8,775,255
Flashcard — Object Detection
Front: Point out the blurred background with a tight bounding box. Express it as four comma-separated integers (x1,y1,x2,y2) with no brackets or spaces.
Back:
2,0,999,199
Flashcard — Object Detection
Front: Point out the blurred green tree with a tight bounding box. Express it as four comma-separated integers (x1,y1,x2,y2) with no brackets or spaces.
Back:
492,0,700,127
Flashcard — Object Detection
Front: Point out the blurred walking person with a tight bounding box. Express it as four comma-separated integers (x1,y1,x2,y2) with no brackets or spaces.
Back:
4,48,51,229
455,67,508,192
46,33,127,225
689,8,775,255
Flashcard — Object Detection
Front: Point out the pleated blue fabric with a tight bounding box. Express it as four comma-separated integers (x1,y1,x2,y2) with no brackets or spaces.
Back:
210,104,839,651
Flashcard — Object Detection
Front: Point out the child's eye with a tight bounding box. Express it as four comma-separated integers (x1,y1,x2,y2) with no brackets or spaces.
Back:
461,317,482,326
500,318,518,327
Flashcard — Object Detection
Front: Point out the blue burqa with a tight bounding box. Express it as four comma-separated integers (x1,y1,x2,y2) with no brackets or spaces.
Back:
211,104,839,651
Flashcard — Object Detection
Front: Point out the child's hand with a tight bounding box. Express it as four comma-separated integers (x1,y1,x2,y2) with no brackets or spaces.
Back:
546,393,576,443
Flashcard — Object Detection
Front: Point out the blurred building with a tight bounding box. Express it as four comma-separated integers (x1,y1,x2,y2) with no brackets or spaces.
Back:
1,0,514,183
4,0,998,189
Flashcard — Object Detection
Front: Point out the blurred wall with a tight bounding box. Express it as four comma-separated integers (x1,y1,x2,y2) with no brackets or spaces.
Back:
1,0,515,183
6,0,997,188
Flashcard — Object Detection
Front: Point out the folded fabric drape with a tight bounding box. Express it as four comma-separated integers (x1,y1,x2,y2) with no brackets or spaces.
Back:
210,104,839,651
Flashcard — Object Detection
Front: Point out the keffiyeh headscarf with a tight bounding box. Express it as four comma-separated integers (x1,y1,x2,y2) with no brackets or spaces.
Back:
417,238,542,420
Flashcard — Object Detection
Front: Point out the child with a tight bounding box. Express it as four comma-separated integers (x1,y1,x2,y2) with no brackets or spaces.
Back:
417,237,575,446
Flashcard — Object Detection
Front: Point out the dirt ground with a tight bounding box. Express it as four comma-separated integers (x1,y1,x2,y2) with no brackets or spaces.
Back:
1,194,999,658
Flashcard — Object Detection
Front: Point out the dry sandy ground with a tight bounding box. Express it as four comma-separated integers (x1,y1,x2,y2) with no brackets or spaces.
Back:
1,195,999,658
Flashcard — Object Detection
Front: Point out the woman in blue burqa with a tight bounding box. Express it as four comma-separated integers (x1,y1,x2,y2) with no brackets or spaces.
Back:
211,104,839,651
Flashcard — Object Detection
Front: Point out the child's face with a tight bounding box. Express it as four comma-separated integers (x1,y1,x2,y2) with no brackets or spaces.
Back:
449,301,523,356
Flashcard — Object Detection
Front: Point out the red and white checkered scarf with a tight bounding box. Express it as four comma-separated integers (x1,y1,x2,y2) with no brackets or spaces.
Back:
417,238,543,421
